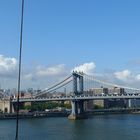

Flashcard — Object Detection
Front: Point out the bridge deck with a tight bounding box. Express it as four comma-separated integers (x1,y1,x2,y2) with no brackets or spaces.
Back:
12,94,140,102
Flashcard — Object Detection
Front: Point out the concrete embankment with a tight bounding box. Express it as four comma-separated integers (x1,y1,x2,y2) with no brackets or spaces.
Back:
0,108,140,120
0,112,69,120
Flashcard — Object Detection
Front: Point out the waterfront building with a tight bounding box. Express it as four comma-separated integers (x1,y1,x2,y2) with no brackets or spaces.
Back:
108,87,125,95
85,87,126,109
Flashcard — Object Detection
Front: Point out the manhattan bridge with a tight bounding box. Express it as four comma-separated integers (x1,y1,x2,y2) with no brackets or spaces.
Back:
12,71,140,119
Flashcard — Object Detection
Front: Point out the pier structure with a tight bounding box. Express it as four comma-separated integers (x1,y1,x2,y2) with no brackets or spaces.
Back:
68,72,86,120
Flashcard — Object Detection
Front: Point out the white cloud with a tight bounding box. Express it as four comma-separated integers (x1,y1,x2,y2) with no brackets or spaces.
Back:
136,74,140,80
23,73,33,80
114,70,131,81
72,62,96,74
1,55,140,90
36,64,66,77
0,55,17,75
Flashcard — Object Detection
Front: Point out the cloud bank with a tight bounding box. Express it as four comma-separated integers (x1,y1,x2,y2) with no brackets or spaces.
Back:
36,64,66,77
114,70,131,81
72,62,96,74
0,55,140,90
0,55,17,77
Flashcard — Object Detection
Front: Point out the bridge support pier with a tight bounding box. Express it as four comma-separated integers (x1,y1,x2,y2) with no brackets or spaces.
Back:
68,100,87,120
68,72,87,120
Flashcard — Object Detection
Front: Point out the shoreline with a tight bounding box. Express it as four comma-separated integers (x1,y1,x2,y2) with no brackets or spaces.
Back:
0,112,69,120
0,108,140,120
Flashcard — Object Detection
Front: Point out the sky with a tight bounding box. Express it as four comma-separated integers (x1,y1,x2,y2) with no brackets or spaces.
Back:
0,0,140,89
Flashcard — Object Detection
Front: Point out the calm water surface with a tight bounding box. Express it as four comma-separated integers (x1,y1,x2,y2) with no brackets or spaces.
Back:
0,114,140,140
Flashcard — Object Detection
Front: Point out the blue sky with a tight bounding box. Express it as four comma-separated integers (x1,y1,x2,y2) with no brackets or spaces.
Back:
0,0,140,89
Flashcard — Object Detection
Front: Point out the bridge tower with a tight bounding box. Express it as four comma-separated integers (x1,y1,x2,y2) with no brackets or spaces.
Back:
68,72,86,120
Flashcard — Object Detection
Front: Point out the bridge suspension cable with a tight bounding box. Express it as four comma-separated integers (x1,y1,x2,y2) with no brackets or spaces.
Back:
45,79,73,93
35,71,140,98
85,73,140,91
74,71,140,92
44,75,72,91
35,75,73,97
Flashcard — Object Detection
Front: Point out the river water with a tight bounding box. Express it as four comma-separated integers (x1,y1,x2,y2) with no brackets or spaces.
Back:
0,114,140,140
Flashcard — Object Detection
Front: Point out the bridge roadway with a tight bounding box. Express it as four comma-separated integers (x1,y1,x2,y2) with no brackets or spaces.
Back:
12,93,140,103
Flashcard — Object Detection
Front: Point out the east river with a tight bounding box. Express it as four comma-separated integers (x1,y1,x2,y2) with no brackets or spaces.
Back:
0,114,140,140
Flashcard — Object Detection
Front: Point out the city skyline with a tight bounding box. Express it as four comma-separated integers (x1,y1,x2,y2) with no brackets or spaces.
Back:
0,0,140,89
